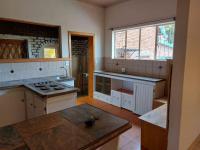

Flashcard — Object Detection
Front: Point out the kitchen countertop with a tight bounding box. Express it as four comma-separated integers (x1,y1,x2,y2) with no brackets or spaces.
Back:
0,76,77,97
139,104,167,129
0,104,132,150
24,83,78,98
94,70,164,82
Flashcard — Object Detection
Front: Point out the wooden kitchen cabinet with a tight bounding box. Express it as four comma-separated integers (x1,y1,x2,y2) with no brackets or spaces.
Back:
139,104,168,150
33,95,46,117
25,89,77,119
25,89,34,119
25,89,46,119
0,87,26,127
46,93,76,114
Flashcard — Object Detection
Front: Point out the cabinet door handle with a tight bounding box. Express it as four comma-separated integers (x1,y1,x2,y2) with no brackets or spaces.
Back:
21,99,25,102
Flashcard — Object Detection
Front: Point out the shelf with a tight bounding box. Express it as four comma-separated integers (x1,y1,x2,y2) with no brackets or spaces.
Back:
0,58,71,63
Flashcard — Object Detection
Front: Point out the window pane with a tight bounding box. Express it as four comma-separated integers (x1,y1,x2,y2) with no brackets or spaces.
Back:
126,29,140,59
156,23,175,60
114,30,126,59
140,26,156,60
44,48,56,58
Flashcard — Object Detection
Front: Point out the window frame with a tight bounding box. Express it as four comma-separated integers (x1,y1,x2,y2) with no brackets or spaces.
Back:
112,21,175,60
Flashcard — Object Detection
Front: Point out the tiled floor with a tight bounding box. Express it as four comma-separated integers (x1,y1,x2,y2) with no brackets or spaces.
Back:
76,97,141,150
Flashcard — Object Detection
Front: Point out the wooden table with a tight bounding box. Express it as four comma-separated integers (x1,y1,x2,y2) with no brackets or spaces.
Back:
0,104,131,150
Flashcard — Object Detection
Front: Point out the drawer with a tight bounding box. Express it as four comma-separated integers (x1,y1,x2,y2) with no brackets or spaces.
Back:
121,93,134,111
111,90,121,107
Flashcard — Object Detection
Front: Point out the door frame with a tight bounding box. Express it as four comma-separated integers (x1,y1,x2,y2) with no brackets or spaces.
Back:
68,31,95,98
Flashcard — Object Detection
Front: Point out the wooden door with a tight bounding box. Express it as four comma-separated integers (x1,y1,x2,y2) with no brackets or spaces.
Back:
68,31,94,98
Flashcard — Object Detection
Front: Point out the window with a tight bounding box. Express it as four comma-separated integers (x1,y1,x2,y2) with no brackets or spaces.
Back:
44,48,56,58
112,22,175,60
156,24,175,60
126,29,140,59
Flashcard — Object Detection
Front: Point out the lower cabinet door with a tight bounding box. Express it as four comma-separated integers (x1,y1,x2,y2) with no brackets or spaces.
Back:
25,90,35,119
135,83,154,115
34,95,46,117
121,93,133,111
111,90,121,107
0,88,26,127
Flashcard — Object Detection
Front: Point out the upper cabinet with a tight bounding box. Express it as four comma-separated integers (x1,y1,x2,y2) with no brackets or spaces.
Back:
0,18,66,62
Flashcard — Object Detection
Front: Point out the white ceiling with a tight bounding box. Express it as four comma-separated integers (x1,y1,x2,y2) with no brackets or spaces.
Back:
79,0,127,7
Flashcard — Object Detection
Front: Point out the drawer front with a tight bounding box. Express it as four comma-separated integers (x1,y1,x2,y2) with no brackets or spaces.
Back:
111,90,121,107
121,93,133,111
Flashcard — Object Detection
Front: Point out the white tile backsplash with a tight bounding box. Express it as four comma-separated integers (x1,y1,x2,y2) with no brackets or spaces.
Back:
152,61,161,76
104,57,171,79
0,61,69,82
0,63,11,73
145,61,153,75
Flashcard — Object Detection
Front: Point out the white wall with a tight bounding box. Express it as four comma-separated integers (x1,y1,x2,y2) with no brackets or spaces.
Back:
104,0,177,57
168,0,200,149
0,0,104,70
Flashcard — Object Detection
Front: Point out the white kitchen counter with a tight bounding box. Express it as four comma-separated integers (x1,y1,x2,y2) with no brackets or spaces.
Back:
0,76,75,90
94,71,164,83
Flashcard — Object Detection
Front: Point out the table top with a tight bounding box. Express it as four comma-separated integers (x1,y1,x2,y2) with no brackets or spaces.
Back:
0,104,131,150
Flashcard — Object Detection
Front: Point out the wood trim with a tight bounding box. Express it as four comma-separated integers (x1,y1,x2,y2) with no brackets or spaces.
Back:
0,58,70,63
141,120,168,150
68,31,95,37
58,26,62,58
68,31,95,98
0,17,65,63
0,17,60,28
167,60,173,130
88,36,95,98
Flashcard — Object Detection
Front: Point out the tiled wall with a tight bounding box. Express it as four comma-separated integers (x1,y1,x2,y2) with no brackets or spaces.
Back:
103,57,172,79
0,61,69,82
